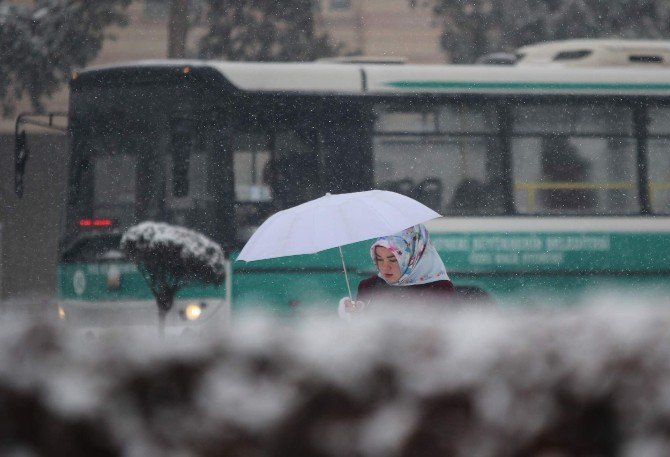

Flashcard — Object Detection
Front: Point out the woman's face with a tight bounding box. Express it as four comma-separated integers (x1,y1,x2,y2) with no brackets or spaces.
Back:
374,246,402,284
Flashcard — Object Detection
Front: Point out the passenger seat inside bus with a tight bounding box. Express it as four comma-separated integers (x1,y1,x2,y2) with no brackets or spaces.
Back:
379,178,445,213
449,179,488,213
416,178,443,211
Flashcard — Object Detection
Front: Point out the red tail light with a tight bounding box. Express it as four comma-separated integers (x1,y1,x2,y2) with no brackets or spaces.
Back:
79,218,114,227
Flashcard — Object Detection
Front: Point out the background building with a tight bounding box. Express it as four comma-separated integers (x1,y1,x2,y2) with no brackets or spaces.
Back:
319,0,443,63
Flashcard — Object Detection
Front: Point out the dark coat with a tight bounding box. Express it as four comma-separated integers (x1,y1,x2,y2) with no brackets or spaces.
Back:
356,275,455,307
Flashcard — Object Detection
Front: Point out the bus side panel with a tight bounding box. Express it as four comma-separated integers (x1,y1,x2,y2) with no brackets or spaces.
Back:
59,263,226,301
432,230,670,306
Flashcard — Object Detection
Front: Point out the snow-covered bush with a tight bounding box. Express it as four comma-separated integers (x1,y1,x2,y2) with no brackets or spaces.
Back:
3,304,670,456
121,222,225,335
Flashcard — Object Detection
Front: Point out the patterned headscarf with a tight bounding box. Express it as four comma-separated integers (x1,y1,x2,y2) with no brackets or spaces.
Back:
370,224,449,286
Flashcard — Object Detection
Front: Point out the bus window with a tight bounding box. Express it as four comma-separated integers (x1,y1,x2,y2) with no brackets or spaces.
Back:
233,132,272,242
233,130,321,242
513,103,633,136
511,103,639,214
647,106,670,214
437,103,499,134
233,133,271,204
373,103,505,215
84,119,155,229
271,131,321,208
165,123,213,230
170,121,191,198
93,154,137,226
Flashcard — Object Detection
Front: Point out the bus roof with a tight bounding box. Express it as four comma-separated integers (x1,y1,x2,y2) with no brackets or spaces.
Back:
516,39,670,67
75,59,670,97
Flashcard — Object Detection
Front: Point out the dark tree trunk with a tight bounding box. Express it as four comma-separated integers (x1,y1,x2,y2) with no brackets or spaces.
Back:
156,290,175,338
168,0,189,58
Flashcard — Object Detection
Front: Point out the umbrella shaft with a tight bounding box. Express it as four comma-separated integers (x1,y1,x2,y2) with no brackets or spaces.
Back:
339,246,353,301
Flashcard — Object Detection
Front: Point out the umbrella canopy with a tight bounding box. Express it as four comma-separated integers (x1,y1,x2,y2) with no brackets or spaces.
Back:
237,190,441,262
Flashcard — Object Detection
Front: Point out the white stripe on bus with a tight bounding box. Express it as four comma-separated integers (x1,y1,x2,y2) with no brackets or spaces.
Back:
425,217,670,233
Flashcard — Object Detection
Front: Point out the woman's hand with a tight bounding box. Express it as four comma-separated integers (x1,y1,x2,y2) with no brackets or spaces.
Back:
338,297,365,320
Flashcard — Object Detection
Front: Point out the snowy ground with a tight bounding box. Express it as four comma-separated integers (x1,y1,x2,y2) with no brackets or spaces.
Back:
1,294,670,456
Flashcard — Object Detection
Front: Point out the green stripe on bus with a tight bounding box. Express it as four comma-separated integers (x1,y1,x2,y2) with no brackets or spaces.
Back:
383,81,670,91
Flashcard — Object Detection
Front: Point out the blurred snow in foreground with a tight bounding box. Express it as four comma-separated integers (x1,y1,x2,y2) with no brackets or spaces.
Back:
1,296,670,457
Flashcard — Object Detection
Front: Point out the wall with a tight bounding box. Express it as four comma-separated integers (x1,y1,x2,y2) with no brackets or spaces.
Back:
0,134,69,299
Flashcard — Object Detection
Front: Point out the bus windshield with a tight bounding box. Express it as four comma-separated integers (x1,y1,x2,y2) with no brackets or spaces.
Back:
68,114,231,245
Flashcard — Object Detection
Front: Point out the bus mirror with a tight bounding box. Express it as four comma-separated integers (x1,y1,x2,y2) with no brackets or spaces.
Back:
14,130,28,198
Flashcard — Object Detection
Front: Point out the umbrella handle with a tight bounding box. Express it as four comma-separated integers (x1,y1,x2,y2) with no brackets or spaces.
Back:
338,246,354,302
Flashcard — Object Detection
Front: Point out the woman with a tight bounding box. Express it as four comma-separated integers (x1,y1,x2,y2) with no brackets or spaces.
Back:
338,224,455,319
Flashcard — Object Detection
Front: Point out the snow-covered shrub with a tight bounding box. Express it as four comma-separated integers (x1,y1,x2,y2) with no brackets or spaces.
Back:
3,304,670,456
121,222,225,335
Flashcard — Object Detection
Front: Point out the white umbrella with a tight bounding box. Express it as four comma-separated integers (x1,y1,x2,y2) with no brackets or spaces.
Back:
237,190,441,300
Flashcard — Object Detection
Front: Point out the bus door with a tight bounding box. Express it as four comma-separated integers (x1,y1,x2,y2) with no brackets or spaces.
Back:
164,118,235,247
229,99,376,246
231,129,323,245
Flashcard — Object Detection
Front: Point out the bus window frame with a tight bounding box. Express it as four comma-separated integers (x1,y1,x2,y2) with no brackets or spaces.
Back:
507,96,642,215
370,95,514,216
368,93,668,216
643,99,670,215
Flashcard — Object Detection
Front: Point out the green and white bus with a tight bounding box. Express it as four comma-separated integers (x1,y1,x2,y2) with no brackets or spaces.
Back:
29,53,670,330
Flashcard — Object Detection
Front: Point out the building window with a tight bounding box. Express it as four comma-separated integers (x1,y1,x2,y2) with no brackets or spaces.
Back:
330,0,352,10
144,0,169,19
